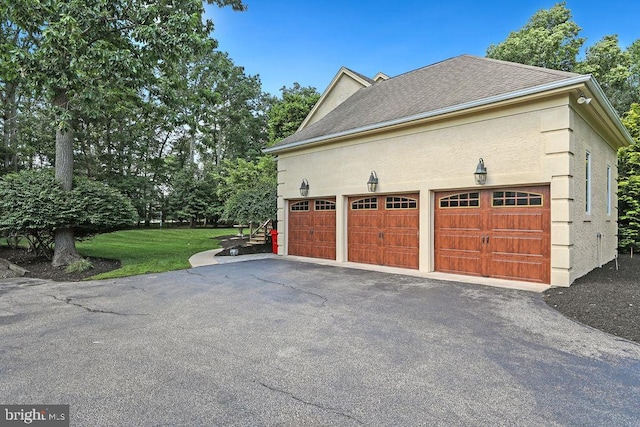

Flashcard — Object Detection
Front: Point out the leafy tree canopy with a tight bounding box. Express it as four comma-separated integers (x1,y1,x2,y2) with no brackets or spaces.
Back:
619,104,640,252
2,0,245,265
486,2,584,71
576,35,639,114
218,156,277,224
267,83,320,145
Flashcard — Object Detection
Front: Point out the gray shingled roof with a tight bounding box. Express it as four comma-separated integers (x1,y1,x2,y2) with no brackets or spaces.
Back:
343,67,375,85
271,55,582,149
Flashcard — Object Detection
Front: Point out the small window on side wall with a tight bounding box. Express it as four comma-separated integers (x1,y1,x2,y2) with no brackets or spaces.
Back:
606,165,612,216
586,151,592,214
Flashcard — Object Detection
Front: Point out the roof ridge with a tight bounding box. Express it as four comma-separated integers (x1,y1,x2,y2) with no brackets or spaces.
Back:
381,54,581,85
267,55,596,151
467,54,582,78
381,55,466,82
342,67,375,84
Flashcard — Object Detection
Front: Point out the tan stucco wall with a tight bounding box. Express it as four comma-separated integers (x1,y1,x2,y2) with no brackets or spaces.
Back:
304,73,367,127
275,94,620,287
570,111,619,282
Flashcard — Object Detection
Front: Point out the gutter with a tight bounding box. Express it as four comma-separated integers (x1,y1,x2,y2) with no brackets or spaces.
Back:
264,75,634,154
584,78,635,145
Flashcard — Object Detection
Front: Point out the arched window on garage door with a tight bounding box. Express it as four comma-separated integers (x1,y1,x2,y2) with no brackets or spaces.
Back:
386,196,418,209
439,192,480,208
315,200,336,211
290,200,309,211
492,191,543,207
351,197,378,210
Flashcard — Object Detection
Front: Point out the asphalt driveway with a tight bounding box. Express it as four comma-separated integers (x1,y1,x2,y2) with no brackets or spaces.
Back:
1,259,639,426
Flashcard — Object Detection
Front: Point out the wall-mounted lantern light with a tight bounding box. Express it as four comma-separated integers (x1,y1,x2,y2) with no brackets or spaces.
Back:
367,171,378,192
474,158,487,185
299,178,309,197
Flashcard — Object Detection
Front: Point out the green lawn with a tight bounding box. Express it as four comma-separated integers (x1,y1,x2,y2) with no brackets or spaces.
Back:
76,228,234,280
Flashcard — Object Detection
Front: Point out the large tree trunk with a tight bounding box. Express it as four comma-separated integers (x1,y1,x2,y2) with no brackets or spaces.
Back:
52,89,81,267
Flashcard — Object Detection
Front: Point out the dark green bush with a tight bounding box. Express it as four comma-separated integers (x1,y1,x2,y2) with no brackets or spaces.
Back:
0,169,138,258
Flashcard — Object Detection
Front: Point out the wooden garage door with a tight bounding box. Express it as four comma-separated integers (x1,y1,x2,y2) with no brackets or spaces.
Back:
348,194,419,269
434,186,550,283
288,199,336,260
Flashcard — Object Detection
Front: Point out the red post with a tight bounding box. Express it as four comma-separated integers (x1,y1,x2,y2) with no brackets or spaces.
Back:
270,230,278,254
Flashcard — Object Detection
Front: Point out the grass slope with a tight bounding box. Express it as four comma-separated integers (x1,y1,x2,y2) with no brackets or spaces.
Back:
77,228,233,280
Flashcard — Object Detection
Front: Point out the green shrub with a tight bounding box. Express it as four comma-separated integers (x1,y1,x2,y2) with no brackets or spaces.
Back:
0,169,138,258
65,258,94,273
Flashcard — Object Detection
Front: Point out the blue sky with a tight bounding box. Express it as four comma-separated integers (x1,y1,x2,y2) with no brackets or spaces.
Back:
205,1,640,97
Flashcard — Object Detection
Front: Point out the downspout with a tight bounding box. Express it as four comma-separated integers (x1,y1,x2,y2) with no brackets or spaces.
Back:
597,232,603,268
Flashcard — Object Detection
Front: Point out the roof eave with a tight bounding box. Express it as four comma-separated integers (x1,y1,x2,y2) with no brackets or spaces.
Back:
584,78,635,146
264,74,632,155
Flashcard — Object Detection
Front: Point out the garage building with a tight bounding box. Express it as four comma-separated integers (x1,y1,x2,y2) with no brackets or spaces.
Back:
264,55,633,287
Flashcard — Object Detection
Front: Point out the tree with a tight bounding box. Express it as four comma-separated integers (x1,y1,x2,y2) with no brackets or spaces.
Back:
0,169,137,259
575,35,638,115
0,6,34,174
166,163,221,227
5,0,244,266
211,83,320,226
267,83,320,144
174,50,269,165
619,104,640,252
218,156,277,225
486,2,584,71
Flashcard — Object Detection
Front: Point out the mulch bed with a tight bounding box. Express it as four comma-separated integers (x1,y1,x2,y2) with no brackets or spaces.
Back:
1,242,638,344
0,246,120,282
543,253,639,344
214,234,273,256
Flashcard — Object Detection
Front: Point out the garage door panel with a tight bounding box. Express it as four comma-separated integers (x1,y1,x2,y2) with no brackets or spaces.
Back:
349,246,380,264
313,229,336,243
488,257,549,283
288,240,313,257
350,214,382,228
315,245,336,260
348,194,419,269
289,228,311,242
435,186,550,284
436,212,482,230
490,212,548,232
437,233,481,252
288,199,336,260
436,253,483,275
384,212,418,229
314,214,336,228
383,250,419,269
289,214,312,228
490,235,549,256
383,230,418,247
